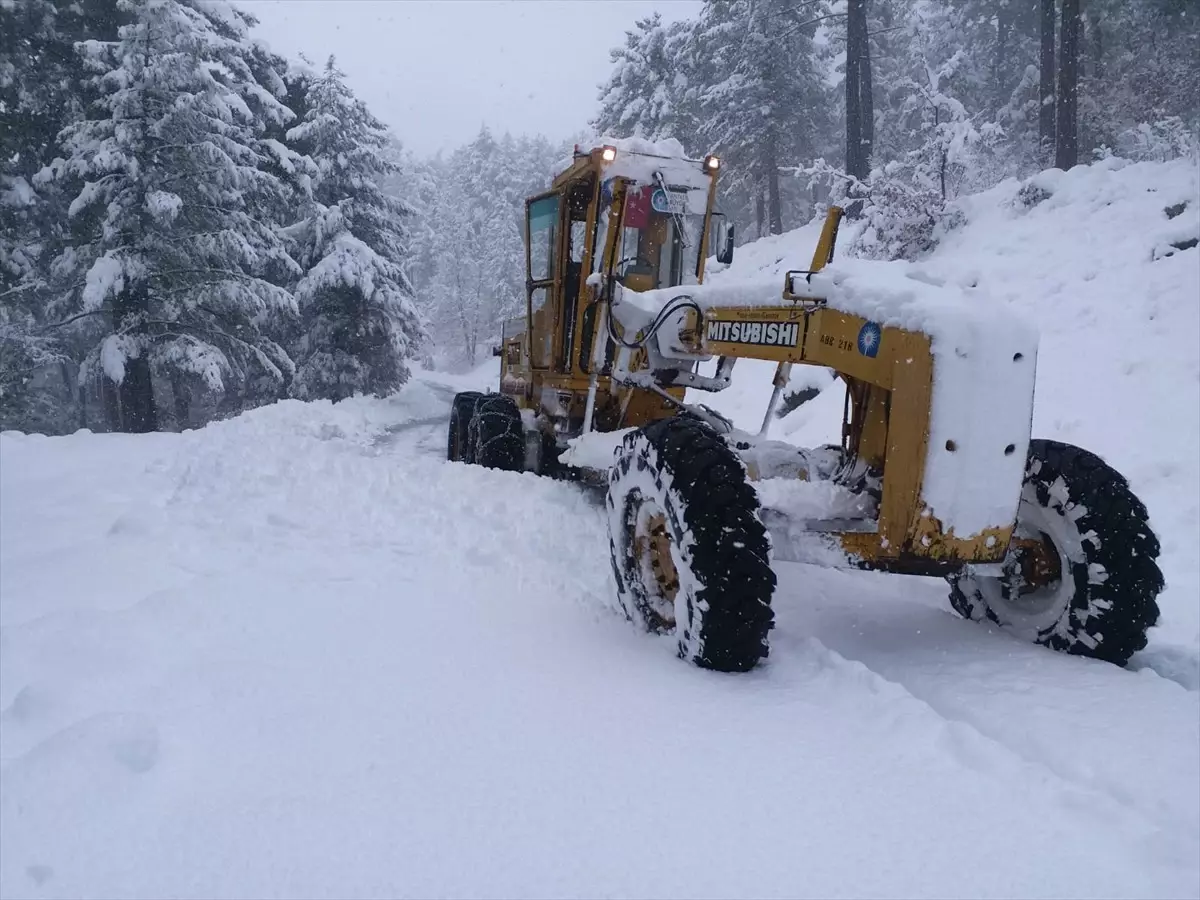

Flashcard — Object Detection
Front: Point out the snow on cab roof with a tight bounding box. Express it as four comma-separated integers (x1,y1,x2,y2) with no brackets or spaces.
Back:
552,135,712,191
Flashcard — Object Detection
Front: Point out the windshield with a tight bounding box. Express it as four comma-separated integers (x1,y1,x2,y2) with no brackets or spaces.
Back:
615,185,706,289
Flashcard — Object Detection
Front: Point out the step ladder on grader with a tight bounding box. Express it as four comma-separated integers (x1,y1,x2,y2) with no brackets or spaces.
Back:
447,139,1163,673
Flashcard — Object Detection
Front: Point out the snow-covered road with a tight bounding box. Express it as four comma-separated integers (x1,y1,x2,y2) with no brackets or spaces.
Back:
2,375,1197,899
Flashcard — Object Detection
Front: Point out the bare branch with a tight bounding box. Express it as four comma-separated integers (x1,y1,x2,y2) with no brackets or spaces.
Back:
40,309,106,331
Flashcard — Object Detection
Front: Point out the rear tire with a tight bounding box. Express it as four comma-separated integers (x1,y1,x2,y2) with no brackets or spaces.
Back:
607,416,775,672
447,391,482,463
948,438,1163,666
471,394,525,471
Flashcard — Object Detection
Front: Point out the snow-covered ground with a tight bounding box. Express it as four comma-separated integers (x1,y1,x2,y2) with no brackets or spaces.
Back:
2,159,1198,899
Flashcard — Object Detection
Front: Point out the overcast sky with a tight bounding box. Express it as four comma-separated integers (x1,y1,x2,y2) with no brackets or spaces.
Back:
242,0,702,157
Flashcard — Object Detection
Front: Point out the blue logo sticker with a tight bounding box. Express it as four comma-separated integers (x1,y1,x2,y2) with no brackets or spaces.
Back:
857,321,882,358
650,188,687,214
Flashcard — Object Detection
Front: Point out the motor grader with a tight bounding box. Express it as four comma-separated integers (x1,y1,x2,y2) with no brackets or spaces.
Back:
447,138,1163,673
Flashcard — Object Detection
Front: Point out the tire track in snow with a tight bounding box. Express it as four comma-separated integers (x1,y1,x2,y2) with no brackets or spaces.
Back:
765,624,1199,879
775,563,1200,851
390,384,1199,856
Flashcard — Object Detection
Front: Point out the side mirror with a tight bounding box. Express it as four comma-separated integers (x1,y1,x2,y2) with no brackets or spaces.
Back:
715,217,735,265
491,344,502,358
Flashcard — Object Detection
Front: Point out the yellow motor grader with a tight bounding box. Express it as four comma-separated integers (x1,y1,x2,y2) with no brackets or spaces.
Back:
447,139,1163,673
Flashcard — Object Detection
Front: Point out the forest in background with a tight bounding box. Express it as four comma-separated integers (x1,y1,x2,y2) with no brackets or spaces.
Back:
2,0,1196,434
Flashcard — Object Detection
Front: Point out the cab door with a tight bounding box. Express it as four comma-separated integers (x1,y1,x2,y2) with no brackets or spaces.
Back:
524,191,562,371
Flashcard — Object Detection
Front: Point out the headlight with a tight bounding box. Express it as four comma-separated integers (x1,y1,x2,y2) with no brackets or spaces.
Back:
601,146,618,162
704,154,720,171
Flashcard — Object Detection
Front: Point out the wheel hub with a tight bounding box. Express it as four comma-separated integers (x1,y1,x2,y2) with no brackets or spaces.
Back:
633,508,680,626
1010,532,1063,595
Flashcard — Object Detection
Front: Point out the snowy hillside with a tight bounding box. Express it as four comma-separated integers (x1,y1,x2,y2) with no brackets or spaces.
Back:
2,159,1199,899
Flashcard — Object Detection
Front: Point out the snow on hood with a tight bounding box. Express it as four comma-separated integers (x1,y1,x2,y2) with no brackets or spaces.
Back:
616,258,1039,540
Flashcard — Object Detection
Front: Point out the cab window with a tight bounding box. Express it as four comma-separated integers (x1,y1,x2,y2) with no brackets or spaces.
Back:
528,195,559,283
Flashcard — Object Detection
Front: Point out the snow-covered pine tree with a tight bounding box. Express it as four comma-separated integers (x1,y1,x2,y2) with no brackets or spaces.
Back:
1078,0,1199,159
390,149,443,313
421,127,514,369
0,0,123,432
696,0,834,235
1,0,60,426
853,18,996,261
378,137,439,367
409,126,564,371
46,0,300,432
284,56,423,401
592,14,698,147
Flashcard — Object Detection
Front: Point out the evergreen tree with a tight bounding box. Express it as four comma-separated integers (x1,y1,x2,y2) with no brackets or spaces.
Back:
1,0,60,424
424,127,519,368
408,127,566,370
0,0,124,432
47,0,300,432
1078,0,1200,158
592,14,698,147
285,57,423,401
696,0,834,235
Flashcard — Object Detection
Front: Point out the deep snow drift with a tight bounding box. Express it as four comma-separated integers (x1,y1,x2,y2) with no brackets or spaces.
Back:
2,158,1198,899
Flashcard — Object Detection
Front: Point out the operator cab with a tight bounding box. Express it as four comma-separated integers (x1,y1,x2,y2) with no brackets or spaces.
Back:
502,139,732,426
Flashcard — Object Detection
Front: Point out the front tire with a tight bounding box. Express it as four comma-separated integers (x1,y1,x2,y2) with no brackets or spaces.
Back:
948,438,1163,666
607,416,775,672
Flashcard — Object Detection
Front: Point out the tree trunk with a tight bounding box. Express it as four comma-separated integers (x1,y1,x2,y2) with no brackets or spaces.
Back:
170,370,189,429
859,0,874,176
112,286,157,433
76,375,89,432
1055,0,1081,170
58,361,78,430
765,136,783,235
119,355,157,433
754,183,766,238
845,0,867,181
993,4,1003,91
1087,7,1103,80
1039,0,1056,157
101,376,121,432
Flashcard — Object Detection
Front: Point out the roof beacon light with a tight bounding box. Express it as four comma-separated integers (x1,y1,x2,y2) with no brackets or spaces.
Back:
704,154,720,171
600,145,618,163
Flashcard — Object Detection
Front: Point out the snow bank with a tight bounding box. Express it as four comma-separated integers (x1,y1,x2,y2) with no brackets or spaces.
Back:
414,357,501,394
561,426,636,470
